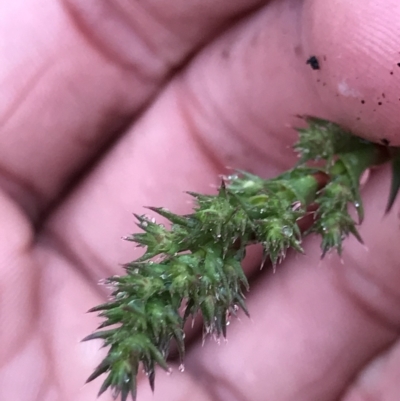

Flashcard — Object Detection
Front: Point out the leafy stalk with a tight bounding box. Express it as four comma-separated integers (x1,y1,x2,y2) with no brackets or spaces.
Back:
84,117,393,400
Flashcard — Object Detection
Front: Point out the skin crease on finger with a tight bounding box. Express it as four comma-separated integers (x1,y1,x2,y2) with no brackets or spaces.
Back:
342,338,400,400
61,0,270,69
1,1,400,401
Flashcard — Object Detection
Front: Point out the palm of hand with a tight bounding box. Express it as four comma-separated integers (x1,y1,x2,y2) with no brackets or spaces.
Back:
2,1,400,400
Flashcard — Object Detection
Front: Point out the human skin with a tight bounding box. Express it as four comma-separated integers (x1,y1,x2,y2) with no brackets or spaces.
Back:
1,0,400,400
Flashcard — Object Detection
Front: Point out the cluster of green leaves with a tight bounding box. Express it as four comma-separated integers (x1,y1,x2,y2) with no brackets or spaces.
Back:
84,117,390,401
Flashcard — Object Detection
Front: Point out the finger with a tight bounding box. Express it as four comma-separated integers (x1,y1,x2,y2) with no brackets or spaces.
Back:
184,166,400,401
0,186,110,400
342,338,400,401
44,0,400,279
0,0,268,219
302,0,400,144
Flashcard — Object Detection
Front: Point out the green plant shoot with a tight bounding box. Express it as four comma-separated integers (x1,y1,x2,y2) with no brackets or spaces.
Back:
83,117,398,401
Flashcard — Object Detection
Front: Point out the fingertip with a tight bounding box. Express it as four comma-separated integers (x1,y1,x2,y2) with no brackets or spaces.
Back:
302,0,400,144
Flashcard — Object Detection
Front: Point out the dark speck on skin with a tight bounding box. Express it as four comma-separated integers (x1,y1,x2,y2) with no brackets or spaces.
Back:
361,100,365,104
306,56,320,70
378,102,382,105
397,62,400,67
381,138,390,146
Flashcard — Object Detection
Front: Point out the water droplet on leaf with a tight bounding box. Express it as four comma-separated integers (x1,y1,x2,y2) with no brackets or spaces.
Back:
282,226,293,236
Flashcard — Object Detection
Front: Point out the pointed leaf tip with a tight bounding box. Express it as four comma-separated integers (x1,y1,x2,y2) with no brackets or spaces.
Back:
86,361,110,383
81,329,117,342
148,370,156,393
97,375,112,398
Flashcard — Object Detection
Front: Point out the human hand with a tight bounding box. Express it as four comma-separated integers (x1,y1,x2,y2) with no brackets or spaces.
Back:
2,0,400,400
